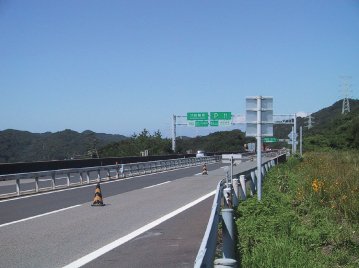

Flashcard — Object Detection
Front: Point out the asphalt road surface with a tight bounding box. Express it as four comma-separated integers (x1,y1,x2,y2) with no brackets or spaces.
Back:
0,163,225,268
0,158,270,268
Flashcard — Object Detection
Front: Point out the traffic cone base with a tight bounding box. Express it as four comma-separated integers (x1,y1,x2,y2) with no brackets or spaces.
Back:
91,183,105,206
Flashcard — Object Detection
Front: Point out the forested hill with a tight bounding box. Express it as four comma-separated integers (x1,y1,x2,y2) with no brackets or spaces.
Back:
302,99,359,150
0,129,127,163
2,99,358,163
308,99,359,130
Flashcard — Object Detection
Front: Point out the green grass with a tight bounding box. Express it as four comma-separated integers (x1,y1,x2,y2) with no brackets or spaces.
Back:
236,152,359,267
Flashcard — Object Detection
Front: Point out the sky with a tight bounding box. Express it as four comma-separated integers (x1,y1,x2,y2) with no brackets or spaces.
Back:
0,0,358,138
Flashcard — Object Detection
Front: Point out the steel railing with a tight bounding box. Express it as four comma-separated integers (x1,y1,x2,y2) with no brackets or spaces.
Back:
194,153,286,268
0,156,220,198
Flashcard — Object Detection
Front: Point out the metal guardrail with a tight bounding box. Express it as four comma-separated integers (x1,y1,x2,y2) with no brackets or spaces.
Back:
194,178,226,267
0,156,220,198
194,153,286,268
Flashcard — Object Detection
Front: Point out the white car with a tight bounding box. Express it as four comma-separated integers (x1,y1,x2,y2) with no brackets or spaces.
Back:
196,150,205,157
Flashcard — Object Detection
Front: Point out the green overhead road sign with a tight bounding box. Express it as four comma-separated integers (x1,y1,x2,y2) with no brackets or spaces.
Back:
195,120,209,127
263,137,279,143
210,112,232,120
187,112,208,121
187,112,232,127
187,120,209,127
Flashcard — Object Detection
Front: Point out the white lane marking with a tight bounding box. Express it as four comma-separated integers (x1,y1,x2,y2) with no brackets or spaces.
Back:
0,204,82,228
62,191,216,268
194,172,203,176
143,181,170,189
0,163,217,203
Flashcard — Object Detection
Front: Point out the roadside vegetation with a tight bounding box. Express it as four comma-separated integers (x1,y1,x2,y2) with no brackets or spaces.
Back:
236,151,359,267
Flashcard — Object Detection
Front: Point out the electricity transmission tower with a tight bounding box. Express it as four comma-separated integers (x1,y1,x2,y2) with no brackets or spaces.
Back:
305,114,315,129
340,76,352,114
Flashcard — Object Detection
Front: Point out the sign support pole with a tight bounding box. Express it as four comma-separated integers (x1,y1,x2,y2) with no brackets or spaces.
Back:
291,126,294,154
172,115,176,152
256,97,262,201
246,95,273,202
300,126,303,156
293,113,297,153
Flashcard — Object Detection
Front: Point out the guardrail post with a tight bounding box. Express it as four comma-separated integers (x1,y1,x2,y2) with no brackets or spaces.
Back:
223,187,232,208
97,169,101,182
51,172,56,189
249,171,256,196
106,169,110,180
116,166,120,179
239,174,246,201
35,177,39,192
147,163,152,173
120,164,125,177
16,178,20,196
79,172,84,184
86,171,90,184
67,173,70,186
221,208,235,259
143,163,146,174
230,156,234,184
139,164,143,174
224,166,230,186
232,178,239,207
261,166,265,177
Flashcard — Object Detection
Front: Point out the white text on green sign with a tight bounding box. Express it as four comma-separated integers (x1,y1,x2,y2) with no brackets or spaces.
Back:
263,137,278,143
195,121,209,127
187,112,209,121
210,112,232,120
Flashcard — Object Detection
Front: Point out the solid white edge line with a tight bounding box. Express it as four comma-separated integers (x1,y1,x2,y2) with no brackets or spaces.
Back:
62,190,216,268
143,181,170,189
0,204,82,228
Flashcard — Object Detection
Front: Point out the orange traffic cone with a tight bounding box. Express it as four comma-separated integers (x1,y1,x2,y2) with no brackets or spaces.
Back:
202,164,208,175
91,183,105,206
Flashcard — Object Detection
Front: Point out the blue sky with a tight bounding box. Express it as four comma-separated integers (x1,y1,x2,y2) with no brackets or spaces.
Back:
0,0,358,137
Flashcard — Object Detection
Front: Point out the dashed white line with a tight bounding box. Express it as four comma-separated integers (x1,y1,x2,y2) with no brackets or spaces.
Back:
143,181,170,189
0,204,82,228
62,191,216,268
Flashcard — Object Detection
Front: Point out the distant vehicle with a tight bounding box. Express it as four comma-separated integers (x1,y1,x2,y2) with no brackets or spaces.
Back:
196,150,206,157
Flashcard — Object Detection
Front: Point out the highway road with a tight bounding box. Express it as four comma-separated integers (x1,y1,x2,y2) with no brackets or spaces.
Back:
0,157,272,268
0,162,226,268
